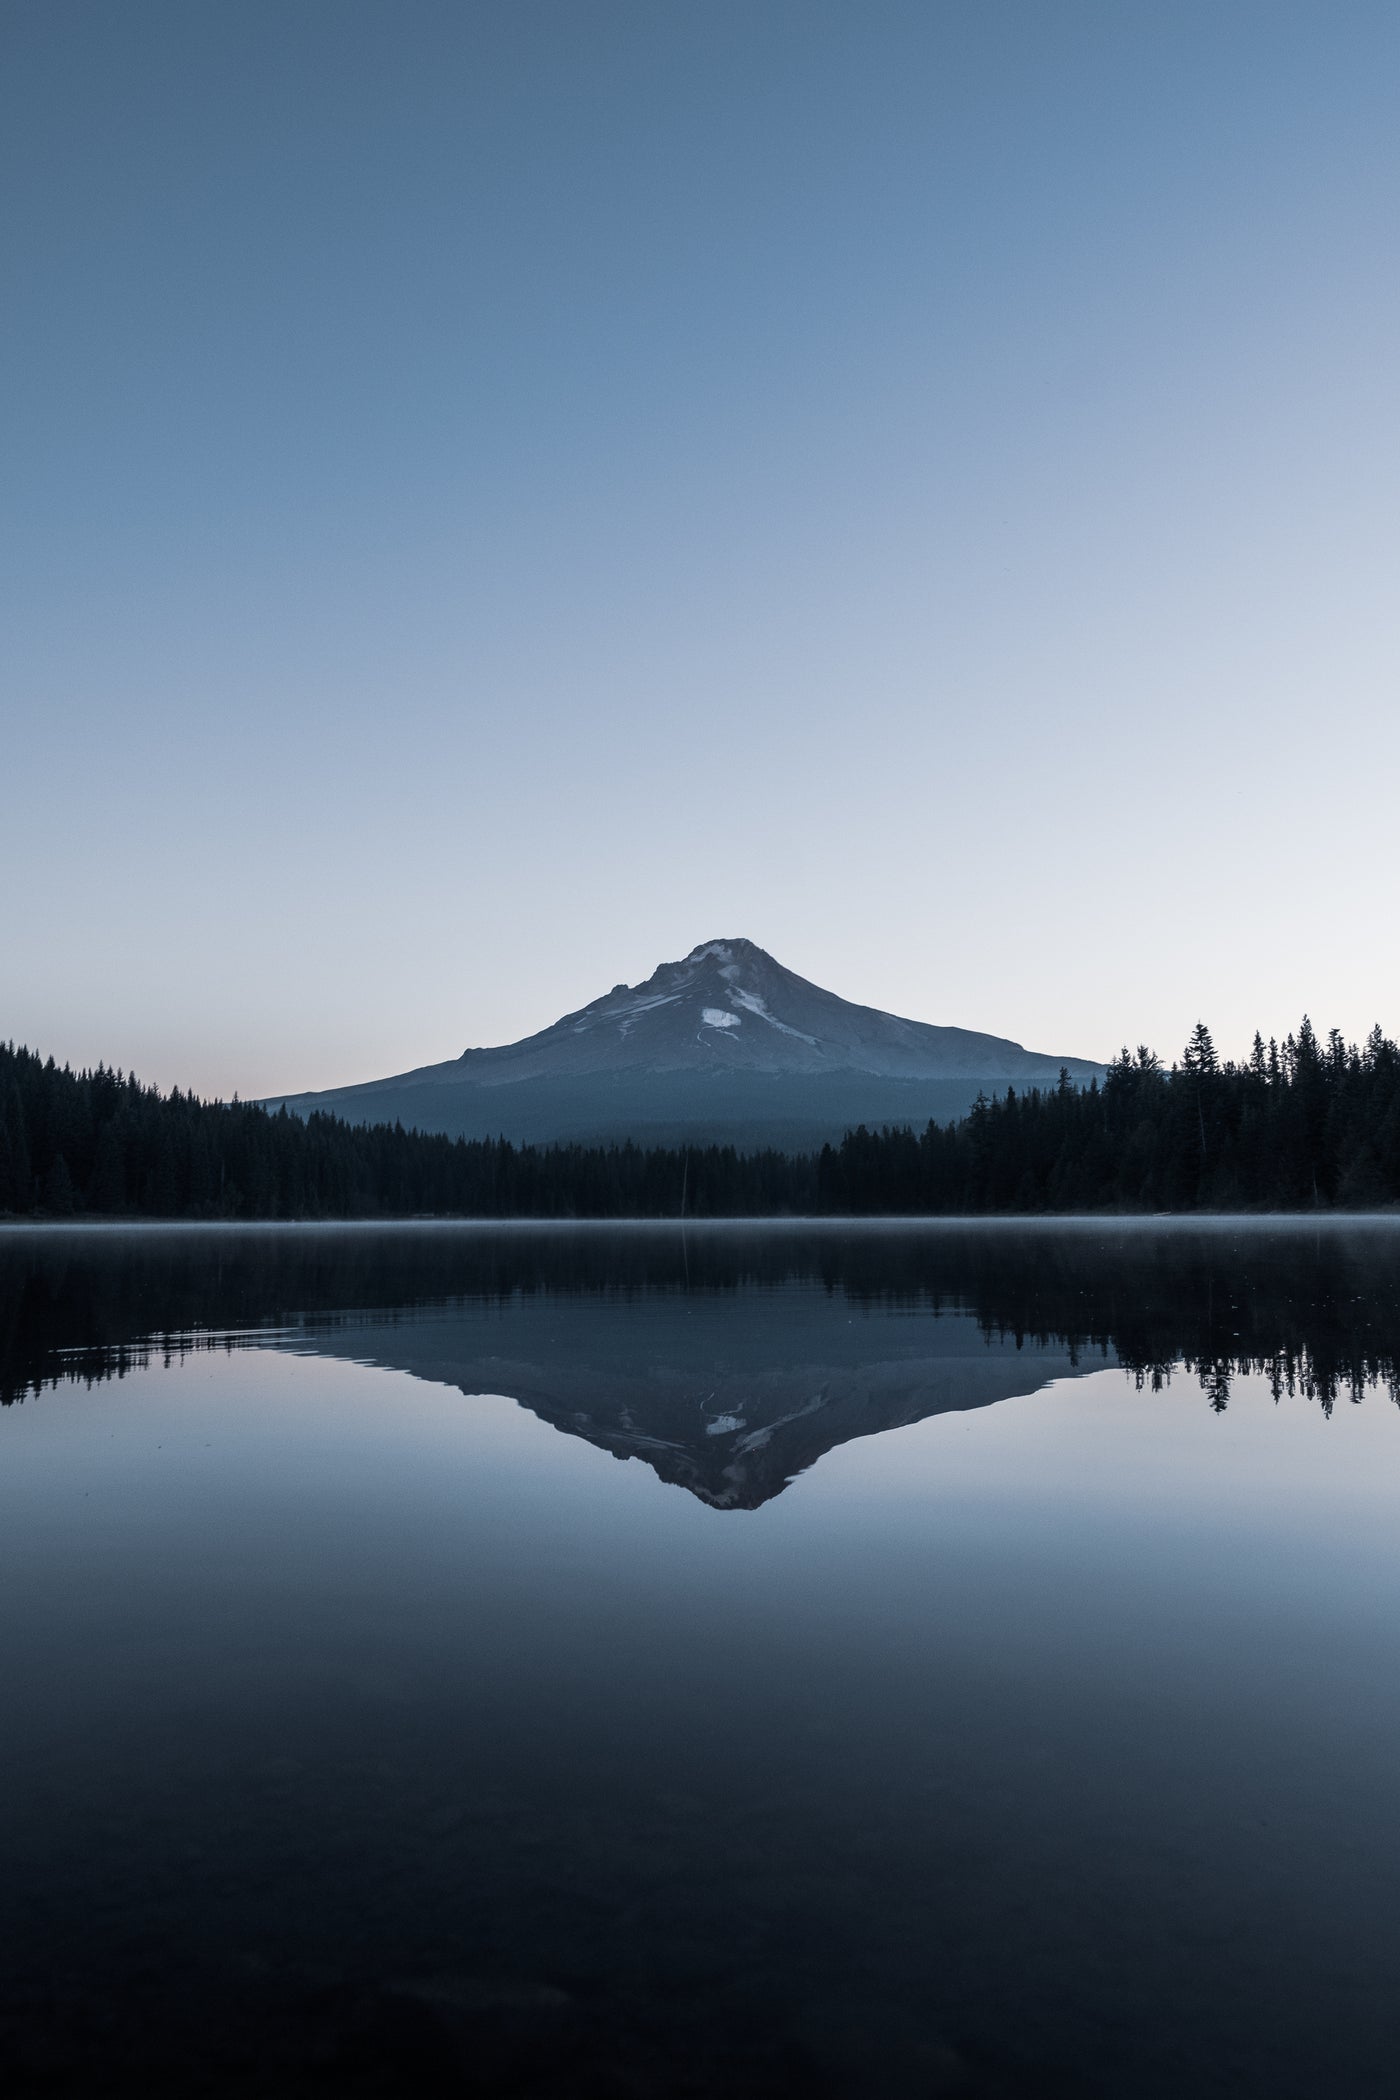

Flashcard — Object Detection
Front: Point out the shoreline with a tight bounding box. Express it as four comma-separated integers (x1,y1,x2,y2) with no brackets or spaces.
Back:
3,1211,1399,1232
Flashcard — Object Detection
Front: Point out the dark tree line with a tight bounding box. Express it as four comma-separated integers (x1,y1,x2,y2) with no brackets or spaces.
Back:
818,1019,1400,1213
0,1044,811,1219
1,1016,1398,1220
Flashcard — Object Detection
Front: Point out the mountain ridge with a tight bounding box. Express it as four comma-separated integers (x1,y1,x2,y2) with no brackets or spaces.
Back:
265,937,1104,1148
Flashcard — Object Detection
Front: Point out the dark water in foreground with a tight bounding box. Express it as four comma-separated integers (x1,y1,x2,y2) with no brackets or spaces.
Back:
2,1219,1400,2098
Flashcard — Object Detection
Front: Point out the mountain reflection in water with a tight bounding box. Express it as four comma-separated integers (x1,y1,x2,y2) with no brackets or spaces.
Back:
5,1220,1400,2097
3,1220,1398,1507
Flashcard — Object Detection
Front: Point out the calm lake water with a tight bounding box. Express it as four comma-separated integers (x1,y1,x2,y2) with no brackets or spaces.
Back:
2,1219,1400,2097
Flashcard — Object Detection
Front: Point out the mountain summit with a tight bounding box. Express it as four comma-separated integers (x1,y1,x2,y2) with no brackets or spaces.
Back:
267,939,1103,1148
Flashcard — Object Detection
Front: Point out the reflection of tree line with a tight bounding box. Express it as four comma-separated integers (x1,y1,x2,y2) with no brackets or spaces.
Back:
918,1238,1400,1417
2,1224,1397,1419
1127,1350,1399,1416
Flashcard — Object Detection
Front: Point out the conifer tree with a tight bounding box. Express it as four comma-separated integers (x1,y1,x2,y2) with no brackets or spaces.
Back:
44,1154,75,1215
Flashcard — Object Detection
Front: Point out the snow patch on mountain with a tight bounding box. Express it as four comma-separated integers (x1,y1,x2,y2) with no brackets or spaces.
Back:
728,985,819,1045
620,993,682,1016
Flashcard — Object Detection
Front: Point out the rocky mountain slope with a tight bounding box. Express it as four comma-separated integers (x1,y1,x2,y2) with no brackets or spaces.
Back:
266,938,1103,1148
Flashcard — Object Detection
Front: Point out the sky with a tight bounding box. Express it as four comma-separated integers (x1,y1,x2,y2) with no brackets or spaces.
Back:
4,0,1398,1099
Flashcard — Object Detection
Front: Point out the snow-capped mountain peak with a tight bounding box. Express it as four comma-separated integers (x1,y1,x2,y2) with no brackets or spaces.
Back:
265,938,1103,1147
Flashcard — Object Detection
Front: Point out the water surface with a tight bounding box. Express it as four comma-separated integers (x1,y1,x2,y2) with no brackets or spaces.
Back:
2,1220,1399,2096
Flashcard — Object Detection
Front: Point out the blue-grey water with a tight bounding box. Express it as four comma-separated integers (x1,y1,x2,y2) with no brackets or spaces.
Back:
2,1220,1399,2097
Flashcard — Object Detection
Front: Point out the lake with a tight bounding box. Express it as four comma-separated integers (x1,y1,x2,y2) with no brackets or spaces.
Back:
2,1219,1399,2096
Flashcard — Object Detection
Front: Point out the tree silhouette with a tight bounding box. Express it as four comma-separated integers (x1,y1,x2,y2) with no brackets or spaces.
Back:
1,1019,1398,1221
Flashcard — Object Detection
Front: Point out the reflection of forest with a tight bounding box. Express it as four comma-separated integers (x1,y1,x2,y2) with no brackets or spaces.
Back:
2,1224,1398,1494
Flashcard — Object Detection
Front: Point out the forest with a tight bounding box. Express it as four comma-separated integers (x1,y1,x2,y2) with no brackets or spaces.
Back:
1,1017,1397,1219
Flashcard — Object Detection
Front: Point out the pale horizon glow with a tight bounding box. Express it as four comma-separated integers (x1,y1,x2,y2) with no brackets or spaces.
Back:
4,3,1398,1099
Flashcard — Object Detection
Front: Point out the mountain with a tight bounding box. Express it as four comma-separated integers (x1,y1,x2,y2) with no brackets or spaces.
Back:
265,938,1103,1148
300,1294,1093,1510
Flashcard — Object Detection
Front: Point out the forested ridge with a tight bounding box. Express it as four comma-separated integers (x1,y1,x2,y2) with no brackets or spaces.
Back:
823,1021,1400,1213
1,1017,1397,1219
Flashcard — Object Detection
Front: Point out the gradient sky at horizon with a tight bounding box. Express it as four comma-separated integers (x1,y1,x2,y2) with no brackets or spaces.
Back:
4,1,1398,1098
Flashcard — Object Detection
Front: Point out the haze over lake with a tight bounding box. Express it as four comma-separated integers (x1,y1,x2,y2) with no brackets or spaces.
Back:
4,1219,1400,2096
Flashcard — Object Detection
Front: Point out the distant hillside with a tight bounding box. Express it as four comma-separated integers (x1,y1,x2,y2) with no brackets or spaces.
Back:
265,938,1104,1146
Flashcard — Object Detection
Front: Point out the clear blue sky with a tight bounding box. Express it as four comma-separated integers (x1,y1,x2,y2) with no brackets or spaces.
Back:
5,1,1397,1096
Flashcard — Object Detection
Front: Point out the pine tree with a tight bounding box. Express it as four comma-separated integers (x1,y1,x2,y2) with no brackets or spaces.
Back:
1183,1022,1219,1076
90,1124,127,1213
1,1082,31,1210
1182,1023,1218,1165
44,1153,75,1215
